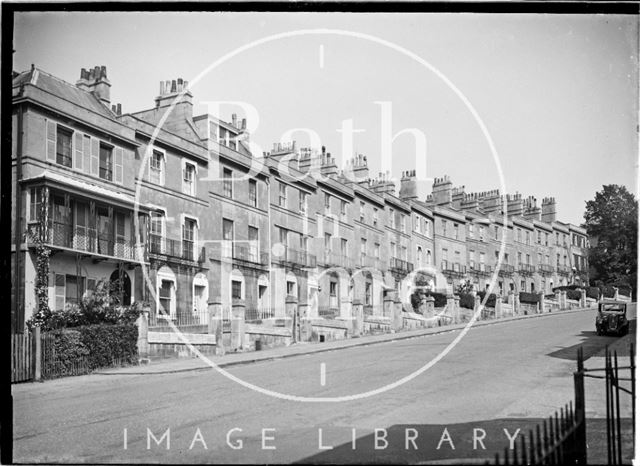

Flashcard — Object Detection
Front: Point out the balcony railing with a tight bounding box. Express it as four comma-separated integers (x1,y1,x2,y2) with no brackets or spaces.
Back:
389,257,414,274
276,246,317,268
518,263,536,275
498,263,515,276
557,265,572,276
441,260,466,277
320,250,354,269
538,264,555,275
27,222,141,261
230,243,269,266
359,255,383,270
149,234,205,264
469,263,493,277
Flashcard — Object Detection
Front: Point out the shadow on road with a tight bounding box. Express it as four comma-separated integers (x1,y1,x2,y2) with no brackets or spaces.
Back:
294,418,633,464
547,319,636,362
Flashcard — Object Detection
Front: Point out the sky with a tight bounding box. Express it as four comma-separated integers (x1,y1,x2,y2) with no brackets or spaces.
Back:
13,12,639,225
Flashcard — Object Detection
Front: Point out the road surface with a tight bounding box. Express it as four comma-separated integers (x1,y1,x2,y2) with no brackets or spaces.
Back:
13,305,636,464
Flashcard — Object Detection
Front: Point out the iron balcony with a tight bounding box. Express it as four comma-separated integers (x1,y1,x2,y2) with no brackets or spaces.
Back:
389,257,414,274
538,264,556,275
27,221,145,262
518,263,536,276
149,234,206,264
441,260,467,278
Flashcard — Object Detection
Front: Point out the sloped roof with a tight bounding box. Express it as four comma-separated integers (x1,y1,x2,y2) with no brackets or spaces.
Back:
13,68,116,120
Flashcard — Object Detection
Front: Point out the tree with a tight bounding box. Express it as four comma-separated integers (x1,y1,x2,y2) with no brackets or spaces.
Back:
583,184,638,294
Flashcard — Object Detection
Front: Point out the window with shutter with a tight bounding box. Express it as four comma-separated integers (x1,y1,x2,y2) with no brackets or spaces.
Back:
83,135,91,172
74,132,83,170
90,138,99,176
46,119,57,161
55,274,66,311
114,147,124,184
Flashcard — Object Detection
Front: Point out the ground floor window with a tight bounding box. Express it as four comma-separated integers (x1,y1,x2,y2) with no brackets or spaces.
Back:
365,281,372,305
54,273,96,310
159,279,175,316
231,280,243,300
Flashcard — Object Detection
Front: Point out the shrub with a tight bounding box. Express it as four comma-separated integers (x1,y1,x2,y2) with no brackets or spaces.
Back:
36,278,143,330
519,292,540,304
601,285,616,298
76,324,138,370
477,291,496,308
458,293,475,310
566,289,582,301
586,287,600,299
426,293,448,308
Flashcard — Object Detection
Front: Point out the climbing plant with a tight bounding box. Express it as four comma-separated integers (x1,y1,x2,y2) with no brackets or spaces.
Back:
27,187,51,330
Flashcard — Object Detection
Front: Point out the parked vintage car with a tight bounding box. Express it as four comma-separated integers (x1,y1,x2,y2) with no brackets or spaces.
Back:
595,301,629,336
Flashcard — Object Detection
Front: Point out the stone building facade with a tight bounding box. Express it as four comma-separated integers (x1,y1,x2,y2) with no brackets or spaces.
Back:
11,65,590,330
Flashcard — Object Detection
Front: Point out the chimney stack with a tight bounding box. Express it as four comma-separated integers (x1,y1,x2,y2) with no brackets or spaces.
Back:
76,65,111,106
541,197,557,223
431,175,453,207
153,76,194,131
399,169,418,201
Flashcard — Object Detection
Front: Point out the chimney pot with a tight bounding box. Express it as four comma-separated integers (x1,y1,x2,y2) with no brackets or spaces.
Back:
171,80,177,93
117,103,122,115
241,118,247,130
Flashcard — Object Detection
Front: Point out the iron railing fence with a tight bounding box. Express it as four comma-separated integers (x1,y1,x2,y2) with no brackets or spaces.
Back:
245,307,276,322
148,308,210,328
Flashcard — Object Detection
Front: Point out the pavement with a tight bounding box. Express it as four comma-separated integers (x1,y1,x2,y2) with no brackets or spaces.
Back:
95,306,598,376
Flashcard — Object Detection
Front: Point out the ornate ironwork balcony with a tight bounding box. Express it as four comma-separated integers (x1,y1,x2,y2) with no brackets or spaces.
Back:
27,221,144,262
498,263,515,276
275,246,316,268
441,260,467,278
518,263,536,276
320,250,354,269
389,257,414,274
538,264,556,275
149,234,205,264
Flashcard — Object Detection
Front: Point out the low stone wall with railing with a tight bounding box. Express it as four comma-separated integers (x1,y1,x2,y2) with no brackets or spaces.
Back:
135,288,601,361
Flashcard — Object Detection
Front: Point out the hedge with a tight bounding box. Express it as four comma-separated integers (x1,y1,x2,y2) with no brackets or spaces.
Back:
566,289,582,301
519,292,540,304
77,324,138,370
552,285,581,292
426,293,448,308
458,293,475,310
586,287,600,300
42,328,90,375
44,323,138,372
601,286,616,298
477,291,497,308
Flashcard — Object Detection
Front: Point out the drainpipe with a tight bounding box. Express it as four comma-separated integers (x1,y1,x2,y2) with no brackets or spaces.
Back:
14,101,24,331
266,176,273,312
